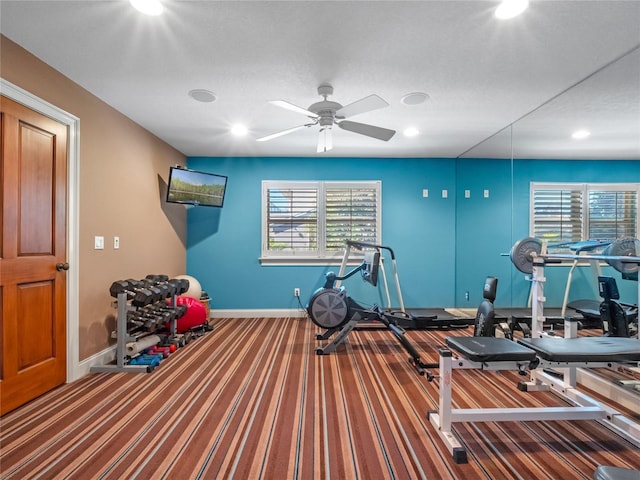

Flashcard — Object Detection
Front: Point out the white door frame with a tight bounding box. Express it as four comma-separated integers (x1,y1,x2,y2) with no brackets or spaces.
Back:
1,78,82,382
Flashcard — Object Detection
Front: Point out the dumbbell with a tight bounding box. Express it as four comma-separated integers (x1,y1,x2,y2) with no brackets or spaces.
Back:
125,312,146,329
142,310,172,329
127,312,159,331
144,276,189,297
147,345,171,358
123,279,165,303
129,355,161,367
146,274,169,282
110,280,155,306
141,304,174,323
155,302,187,319
127,278,175,304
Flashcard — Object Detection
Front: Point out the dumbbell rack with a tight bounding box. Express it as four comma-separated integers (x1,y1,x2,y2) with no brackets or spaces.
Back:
90,291,182,374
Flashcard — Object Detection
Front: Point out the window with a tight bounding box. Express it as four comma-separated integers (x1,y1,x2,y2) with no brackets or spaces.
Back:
530,183,639,246
262,180,381,263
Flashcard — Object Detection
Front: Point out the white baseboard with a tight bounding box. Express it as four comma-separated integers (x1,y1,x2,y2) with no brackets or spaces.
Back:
72,310,305,378
72,345,116,380
211,309,307,318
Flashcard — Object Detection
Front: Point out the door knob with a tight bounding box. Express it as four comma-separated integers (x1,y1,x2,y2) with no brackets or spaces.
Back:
56,262,70,271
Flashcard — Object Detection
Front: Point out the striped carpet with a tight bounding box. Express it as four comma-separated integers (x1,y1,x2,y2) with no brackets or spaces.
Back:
1,317,639,479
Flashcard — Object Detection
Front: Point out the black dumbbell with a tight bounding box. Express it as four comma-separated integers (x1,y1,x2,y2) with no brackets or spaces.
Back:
109,280,154,306
152,282,174,299
146,274,169,282
142,277,183,299
165,278,189,296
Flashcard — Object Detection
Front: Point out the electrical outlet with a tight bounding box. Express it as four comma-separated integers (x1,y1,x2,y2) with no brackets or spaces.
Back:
294,288,300,297
113,236,120,249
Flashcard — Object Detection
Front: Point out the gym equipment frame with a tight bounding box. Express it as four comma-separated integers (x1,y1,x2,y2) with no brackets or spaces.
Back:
322,240,471,330
307,242,436,374
428,335,640,464
428,237,640,463
91,279,188,374
509,237,640,340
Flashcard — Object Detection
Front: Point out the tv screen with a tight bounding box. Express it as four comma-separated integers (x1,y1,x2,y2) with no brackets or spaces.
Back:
166,167,227,207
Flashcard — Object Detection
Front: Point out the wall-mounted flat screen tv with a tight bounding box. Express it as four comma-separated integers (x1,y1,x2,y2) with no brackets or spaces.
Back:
166,167,228,207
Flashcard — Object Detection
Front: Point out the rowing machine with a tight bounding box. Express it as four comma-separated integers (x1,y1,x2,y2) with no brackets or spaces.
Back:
307,256,435,375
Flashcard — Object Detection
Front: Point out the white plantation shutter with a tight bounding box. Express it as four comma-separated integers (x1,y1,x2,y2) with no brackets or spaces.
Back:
265,185,318,252
588,188,638,241
531,183,639,245
262,180,381,260
325,186,379,251
532,187,584,244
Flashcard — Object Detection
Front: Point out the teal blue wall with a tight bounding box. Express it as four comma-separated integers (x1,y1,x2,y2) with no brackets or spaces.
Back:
184,156,639,310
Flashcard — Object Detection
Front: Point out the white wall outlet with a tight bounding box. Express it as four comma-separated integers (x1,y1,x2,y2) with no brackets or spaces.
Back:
484,189,490,198
94,236,104,250
422,189,429,198
113,236,120,249
465,190,470,198
442,189,448,198
294,288,300,297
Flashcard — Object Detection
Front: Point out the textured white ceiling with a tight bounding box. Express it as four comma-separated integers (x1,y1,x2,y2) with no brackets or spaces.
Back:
1,0,639,159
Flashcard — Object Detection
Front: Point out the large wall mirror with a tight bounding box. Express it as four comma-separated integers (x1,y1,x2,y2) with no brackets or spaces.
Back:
458,45,639,310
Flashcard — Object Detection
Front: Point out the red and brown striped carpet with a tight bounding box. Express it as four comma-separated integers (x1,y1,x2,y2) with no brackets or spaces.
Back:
1,317,639,479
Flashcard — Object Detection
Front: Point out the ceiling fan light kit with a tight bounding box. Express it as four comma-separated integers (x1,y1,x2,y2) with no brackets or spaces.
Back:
257,83,396,153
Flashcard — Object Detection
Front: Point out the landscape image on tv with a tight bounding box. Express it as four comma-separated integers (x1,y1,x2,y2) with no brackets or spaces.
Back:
167,168,227,207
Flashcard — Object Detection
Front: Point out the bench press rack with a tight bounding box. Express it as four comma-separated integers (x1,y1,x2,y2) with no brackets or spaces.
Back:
529,247,640,400
428,335,640,463
428,237,640,463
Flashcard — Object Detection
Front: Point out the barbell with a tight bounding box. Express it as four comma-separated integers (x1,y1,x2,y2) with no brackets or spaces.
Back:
510,237,640,275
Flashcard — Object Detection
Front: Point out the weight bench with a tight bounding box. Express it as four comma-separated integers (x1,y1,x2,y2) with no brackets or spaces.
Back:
428,336,640,464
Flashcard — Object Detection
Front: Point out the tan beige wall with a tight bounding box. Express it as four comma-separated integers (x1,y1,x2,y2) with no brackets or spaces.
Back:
1,36,188,360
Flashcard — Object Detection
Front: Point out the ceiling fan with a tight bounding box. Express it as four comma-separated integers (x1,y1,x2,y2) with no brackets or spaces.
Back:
257,84,396,153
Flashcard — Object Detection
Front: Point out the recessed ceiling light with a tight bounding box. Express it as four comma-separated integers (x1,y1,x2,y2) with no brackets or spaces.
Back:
571,129,591,140
403,127,420,137
188,89,217,103
494,0,529,19
231,124,248,136
130,0,164,16
401,92,429,106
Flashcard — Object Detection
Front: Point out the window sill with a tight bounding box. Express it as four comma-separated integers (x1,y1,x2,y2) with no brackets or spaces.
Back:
259,255,364,266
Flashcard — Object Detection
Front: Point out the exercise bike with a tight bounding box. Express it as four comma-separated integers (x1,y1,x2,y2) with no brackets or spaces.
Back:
307,244,435,376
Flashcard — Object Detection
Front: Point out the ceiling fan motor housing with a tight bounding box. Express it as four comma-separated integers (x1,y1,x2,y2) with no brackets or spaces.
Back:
309,99,342,126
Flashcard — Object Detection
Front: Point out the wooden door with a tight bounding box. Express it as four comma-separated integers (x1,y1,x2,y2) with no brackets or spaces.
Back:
0,96,68,415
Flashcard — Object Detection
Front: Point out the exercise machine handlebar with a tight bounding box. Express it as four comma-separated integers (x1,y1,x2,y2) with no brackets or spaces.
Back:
346,240,396,260
323,262,366,288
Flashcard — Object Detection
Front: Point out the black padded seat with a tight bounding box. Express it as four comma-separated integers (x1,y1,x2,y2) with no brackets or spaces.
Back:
446,336,537,363
593,466,640,480
518,337,640,363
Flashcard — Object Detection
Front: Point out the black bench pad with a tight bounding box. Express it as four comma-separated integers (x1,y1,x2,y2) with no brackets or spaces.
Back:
445,337,537,363
517,337,640,363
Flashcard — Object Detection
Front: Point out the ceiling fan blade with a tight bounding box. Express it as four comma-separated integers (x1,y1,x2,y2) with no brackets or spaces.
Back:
338,120,395,141
335,94,389,119
317,128,333,153
256,124,307,142
269,100,318,118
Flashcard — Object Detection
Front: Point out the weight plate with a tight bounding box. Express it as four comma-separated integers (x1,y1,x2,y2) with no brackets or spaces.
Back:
307,288,350,329
510,237,542,274
603,238,640,274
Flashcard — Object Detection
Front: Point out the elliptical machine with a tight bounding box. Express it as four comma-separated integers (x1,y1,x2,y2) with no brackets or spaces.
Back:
307,242,435,376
